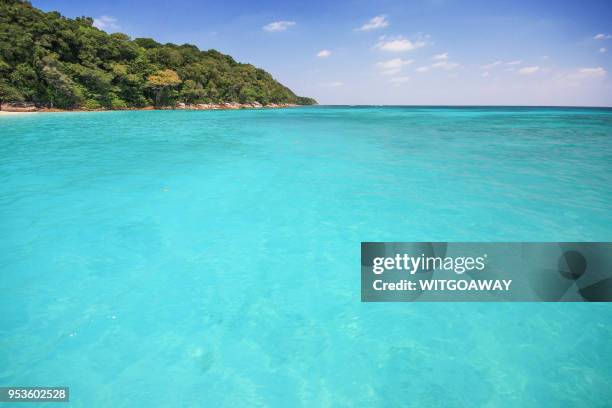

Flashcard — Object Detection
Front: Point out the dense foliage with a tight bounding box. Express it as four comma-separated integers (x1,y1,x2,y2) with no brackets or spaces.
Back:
0,0,316,109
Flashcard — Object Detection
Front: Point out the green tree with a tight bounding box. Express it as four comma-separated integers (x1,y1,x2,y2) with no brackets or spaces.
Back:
180,79,206,103
146,69,181,106
9,63,38,100
0,81,23,109
39,55,83,108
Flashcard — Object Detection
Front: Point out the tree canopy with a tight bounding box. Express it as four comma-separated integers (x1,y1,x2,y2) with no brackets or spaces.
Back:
0,0,317,109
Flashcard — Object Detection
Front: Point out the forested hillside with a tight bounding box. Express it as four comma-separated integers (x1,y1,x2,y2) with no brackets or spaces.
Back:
0,0,316,109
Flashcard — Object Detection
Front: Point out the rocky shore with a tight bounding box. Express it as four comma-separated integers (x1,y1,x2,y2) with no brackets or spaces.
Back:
175,102,298,110
0,102,300,113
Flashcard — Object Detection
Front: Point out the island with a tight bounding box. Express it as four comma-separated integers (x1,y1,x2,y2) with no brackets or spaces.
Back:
0,0,317,112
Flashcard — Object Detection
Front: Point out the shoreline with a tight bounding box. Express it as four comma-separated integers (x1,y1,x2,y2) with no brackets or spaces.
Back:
0,102,302,115
4,104,608,116
0,111,39,115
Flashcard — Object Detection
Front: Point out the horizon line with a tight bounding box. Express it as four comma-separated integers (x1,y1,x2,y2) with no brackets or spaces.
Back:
315,104,612,108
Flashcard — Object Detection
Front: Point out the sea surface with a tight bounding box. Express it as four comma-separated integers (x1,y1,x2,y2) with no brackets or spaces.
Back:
1,106,611,407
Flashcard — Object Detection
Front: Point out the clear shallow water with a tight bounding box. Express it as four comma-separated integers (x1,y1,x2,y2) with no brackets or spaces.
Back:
1,106,611,407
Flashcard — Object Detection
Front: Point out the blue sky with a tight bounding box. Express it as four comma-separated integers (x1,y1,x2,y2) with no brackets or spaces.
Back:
34,0,612,106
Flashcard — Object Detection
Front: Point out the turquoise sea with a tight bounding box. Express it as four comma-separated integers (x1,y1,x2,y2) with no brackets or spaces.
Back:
1,106,612,407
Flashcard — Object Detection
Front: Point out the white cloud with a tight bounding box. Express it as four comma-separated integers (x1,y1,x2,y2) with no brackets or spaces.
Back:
482,71,490,78
263,21,296,32
376,36,426,52
593,33,612,40
389,76,411,83
416,66,429,73
507,60,522,65
376,58,413,75
482,61,502,69
560,67,607,84
322,81,344,87
358,15,389,31
93,15,119,31
317,50,332,58
431,60,460,70
433,52,448,60
600,47,607,53
518,66,540,75
577,67,606,78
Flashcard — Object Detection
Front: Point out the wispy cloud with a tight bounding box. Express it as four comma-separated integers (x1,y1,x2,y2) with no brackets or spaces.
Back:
358,15,389,31
518,66,540,75
376,58,413,75
481,60,523,69
599,47,607,53
577,67,606,78
433,52,448,60
317,50,332,58
263,21,296,32
376,35,426,52
560,67,607,85
389,76,411,83
482,61,502,69
415,56,460,73
431,60,460,70
593,33,612,40
322,81,344,87
93,15,119,31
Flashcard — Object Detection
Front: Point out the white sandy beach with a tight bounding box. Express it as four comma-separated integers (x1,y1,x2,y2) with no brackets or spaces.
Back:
0,111,38,116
